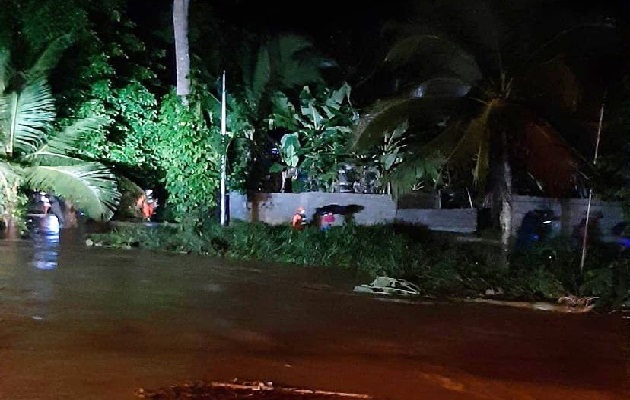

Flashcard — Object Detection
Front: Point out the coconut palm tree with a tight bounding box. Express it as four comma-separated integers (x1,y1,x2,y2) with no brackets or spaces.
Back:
353,0,622,265
173,0,190,101
0,37,120,227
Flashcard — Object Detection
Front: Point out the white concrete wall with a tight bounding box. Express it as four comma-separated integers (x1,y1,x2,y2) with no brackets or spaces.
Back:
229,192,624,240
229,192,397,226
395,208,477,233
229,192,477,232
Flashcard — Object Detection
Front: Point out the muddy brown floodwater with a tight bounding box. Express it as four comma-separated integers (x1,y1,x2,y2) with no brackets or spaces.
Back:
0,218,628,400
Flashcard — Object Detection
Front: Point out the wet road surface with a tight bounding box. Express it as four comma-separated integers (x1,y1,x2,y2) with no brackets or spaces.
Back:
0,219,627,400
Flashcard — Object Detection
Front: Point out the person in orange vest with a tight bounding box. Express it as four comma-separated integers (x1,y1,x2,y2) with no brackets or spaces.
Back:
291,207,307,230
136,190,157,221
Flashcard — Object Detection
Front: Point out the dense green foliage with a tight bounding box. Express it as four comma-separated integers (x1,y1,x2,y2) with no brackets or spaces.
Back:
154,91,222,221
221,34,335,193
0,0,165,222
269,83,358,191
0,36,121,221
0,0,627,314
53,1,166,183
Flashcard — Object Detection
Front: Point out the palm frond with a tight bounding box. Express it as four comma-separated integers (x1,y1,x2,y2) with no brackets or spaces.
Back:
25,35,73,82
519,119,580,197
24,163,120,220
411,77,472,98
513,56,581,113
353,96,458,150
419,118,466,157
385,34,482,84
2,78,55,154
403,1,502,59
388,152,446,199
251,45,271,102
446,101,494,184
28,116,108,161
273,34,324,88
525,22,617,67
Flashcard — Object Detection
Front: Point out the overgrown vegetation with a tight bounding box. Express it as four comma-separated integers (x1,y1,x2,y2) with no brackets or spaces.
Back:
87,223,629,310
0,0,628,315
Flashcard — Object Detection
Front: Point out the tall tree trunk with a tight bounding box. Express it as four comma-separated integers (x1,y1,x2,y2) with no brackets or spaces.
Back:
497,130,513,269
0,183,19,231
173,0,190,102
498,159,512,269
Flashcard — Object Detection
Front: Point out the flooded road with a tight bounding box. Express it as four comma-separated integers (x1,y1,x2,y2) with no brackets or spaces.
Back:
0,218,627,400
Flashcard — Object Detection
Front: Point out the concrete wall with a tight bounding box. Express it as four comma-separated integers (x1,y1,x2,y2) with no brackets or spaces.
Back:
511,195,624,242
229,192,397,226
395,208,477,233
229,192,476,232
229,192,624,240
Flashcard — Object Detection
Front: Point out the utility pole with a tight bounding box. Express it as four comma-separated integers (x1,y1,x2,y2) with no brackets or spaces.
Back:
580,97,605,272
220,71,228,226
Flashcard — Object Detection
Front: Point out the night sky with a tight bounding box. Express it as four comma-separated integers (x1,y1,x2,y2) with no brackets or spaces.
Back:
127,0,412,43
125,0,629,105
127,0,629,35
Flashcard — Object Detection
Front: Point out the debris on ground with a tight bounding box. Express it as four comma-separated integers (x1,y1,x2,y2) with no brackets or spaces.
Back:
136,379,372,400
460,296,598,313
353,277,421,297
557,295,598,312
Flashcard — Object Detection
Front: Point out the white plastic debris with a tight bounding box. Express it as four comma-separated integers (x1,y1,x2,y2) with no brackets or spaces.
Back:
354,276,421,297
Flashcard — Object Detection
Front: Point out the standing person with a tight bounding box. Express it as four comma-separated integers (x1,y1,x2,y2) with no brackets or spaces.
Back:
292,207,307,230
135,192,147,220
40,192,51,214
321,212,335,231
136,190,158,221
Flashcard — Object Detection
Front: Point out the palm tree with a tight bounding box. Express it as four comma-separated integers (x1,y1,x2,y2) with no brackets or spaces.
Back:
353,0,622,265
0,37,120,227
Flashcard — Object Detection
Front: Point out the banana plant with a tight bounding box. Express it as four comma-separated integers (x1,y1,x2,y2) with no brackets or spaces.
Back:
226,34,330,192
269,132,300,192
268,83,357,191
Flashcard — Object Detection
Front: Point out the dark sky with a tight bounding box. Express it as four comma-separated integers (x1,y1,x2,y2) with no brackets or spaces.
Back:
209,0,411,34
127,0,629,41
126,0,629,94
127,0,412,40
